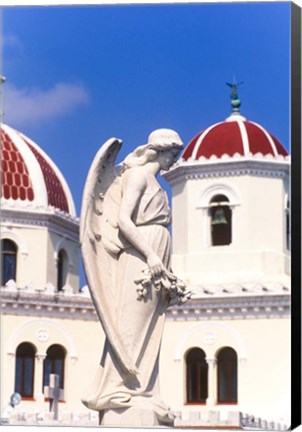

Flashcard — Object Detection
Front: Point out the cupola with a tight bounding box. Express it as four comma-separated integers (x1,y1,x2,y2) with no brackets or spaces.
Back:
163,82,290,290
1,123,79,292
182,82,288,162
1,123,76,217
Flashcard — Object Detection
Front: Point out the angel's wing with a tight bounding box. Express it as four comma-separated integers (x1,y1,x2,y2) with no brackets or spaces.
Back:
80,138,137,376
80,138,121,247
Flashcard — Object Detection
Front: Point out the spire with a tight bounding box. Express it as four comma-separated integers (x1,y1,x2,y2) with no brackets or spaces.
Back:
226,76,244,116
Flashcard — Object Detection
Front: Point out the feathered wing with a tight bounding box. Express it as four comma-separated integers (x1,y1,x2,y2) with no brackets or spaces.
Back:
80,138,137,376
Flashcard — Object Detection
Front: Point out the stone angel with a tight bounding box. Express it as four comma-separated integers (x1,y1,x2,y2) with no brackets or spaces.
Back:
80,128,190,426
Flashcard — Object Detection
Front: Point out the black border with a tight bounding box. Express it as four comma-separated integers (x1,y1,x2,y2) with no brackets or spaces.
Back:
291,2,302,430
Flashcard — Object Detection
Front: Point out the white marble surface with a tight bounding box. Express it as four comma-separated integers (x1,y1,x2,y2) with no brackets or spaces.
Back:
80,129,189,426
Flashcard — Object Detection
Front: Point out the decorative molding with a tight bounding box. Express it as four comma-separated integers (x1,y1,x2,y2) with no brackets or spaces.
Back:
1,202,79,242
174,410,287,430
168,294,290,323
0,230,29,256
1,286,98,321
190,281,290,296
173,321,248,361
36,328,49,343
239,357,247,367
6,317,79,359
54,238,74,267
1,280,289,322
204,331,216,345
4,279,17,290
197,182,241,209
35,353,47,362
70,355,79,365
164,158,290,186
205,357,217,366
7,352,16,360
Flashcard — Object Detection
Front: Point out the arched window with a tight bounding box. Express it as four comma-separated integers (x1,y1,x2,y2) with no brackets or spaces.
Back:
57,249,68,291
186,348,208,403
217,347,237,404
210,194,232,246
1,239,17,285
15,342,36,398
43,344,66,393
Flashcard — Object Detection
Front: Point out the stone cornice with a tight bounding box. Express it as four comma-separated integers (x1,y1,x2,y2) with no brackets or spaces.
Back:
163,157,290,186
1,285,289,321
1,202,79,241
167,294,290,320
1,287,97,321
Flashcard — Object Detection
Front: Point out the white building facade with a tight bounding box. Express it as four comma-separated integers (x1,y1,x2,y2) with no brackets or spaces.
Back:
161,106,290,428
0,100,291,428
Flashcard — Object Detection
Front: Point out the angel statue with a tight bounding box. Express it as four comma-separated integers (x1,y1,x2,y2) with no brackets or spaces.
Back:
80,128,191,427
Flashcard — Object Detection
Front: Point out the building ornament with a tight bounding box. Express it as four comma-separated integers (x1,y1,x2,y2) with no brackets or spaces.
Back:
6,352,16,360
1,285,98,321
0,230,29,256
167,294,289,321
205,357,217,366
197,181,241,209
1,204,79,242
204,331,216,345
44,283,56,294
70,355,79,365
164,157,289,186
239,357,247,367
35,353,47,362
54,237,74,267
36,328,49,343
1,281,289,322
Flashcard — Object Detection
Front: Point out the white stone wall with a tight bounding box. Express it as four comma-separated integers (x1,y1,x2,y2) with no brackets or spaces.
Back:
1,311,104,416
171,173,289,286
1,209,80,292
160,314,290,425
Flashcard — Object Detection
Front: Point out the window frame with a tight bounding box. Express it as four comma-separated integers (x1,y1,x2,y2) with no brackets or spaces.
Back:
217,347,238,404
57,249,68,292
185,348,208,404
209,195,232,246
43,344,66,400
1,239,17,286
15,342,36,399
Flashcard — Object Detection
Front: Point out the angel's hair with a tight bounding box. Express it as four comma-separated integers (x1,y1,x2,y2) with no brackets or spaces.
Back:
121,129,183,169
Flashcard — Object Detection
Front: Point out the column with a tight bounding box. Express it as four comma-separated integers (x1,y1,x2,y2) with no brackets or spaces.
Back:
34,353,46,404
206,357,217,407
201,208,209,247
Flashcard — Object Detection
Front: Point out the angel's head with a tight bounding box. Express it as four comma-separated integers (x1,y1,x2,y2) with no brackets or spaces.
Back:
122,128,183,170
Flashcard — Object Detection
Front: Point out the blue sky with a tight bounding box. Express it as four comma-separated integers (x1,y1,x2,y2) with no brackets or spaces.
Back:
2,2,291,208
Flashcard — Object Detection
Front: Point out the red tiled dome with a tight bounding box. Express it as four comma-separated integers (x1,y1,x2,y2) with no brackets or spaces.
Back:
1,123,76,216
182,114,288,161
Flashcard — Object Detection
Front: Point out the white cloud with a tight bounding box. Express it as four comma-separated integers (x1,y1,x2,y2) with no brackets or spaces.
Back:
3,82,90,127
3,34,23,50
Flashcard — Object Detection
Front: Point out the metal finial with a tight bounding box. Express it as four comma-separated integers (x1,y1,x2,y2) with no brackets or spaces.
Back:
226,77,244,115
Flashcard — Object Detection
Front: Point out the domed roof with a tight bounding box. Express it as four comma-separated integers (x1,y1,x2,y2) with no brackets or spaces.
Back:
182,113,288,161
1,123,76,217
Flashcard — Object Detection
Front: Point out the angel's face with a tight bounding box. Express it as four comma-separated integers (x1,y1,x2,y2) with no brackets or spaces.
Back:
158,148,181,171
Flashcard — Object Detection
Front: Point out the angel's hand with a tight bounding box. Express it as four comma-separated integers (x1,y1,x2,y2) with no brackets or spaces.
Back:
147,253,165,278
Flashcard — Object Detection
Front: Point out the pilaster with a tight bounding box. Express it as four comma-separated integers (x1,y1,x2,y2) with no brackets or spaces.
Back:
34,353,46,404
206,357,217,407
